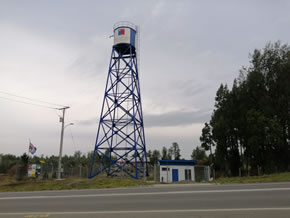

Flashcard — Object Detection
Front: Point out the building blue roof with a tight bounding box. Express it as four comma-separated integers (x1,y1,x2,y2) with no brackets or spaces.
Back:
159,160,196,166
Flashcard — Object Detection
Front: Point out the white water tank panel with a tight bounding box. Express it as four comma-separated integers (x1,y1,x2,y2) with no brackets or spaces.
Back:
114,27,136,47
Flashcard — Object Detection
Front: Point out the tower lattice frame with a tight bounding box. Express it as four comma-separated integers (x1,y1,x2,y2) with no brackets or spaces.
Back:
89,43,148,179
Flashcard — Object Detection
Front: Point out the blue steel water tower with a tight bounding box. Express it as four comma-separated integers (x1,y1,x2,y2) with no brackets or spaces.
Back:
89,22,148,179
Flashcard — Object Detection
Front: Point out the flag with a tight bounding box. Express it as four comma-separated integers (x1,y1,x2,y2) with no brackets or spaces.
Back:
29,142,37,155
118,28,125,36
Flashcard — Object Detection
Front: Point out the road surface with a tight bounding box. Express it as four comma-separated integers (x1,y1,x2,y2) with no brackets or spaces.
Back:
0,182,290,217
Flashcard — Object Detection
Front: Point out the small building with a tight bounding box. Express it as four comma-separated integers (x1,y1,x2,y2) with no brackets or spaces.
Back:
159,160,197,183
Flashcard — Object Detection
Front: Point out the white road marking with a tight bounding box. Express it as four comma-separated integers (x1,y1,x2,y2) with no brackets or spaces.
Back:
0,208,290,215
0,187,290,200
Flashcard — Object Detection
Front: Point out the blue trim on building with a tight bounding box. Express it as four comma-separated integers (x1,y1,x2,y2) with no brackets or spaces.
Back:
159,160,197,166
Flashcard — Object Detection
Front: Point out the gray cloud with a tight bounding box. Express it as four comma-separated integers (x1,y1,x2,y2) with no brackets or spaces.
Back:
77,118,98,126
171,79,207,97
78,109,211,128
1,0,290,157
144,110,211,128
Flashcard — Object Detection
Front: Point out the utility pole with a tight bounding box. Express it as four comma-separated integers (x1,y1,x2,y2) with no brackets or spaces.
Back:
57,106,69,180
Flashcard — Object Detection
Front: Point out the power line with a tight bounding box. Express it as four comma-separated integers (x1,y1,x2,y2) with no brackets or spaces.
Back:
0,91,66,107
0,96,58,110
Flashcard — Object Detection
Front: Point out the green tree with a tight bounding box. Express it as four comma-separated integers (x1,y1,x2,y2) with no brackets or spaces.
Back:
151,150,161,164
169,142,181,160
147,150,153,164
17,153,29,180
161,147,170,160
200,122,214,163
204,41,290,176
191,146,208,163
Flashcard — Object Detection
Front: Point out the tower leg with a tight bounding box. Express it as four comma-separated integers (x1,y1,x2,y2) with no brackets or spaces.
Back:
89,45,148,179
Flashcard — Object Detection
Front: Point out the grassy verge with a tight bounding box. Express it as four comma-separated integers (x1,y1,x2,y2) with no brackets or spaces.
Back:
0,175,148,192
212,172,290,184
1,172,290,192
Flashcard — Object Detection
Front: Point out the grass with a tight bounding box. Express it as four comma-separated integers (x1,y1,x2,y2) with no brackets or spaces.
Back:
1,172,290,192
0,175,148,192
212,172,290,184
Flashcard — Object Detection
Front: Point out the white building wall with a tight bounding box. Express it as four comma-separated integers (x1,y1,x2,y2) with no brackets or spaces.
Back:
159,165,195,183
160,166,171,183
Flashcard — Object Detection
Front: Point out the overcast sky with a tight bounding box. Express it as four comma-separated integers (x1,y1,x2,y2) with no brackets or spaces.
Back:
0,0,290,159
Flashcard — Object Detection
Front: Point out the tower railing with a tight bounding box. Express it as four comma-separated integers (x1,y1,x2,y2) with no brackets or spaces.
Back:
113,21,137,31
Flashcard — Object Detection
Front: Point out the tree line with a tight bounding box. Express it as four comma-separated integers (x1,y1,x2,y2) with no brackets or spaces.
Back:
1,140,209,180
147,142,208,165
0,151,94,179
200,42,290,176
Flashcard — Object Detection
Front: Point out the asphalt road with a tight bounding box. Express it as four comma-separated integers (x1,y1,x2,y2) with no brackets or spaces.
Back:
0,182,290,218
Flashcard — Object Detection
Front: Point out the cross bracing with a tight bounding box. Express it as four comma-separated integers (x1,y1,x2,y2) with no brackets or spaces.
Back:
89,44,148,179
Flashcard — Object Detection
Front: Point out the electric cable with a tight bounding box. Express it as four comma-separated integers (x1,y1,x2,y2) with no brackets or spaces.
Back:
0,96,58,110
0,91,66,107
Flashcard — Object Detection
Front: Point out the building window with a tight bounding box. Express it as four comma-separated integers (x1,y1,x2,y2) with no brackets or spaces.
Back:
162,167,169,171
185,169,192,181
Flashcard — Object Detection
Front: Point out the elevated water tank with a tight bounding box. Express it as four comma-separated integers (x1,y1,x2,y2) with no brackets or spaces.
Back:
113,21,137,54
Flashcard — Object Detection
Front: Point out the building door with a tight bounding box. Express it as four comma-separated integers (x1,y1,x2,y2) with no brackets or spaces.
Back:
172,169,179,182
185,169,192,181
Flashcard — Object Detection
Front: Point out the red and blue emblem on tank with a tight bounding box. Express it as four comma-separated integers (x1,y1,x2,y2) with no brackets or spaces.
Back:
118,28,125,35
